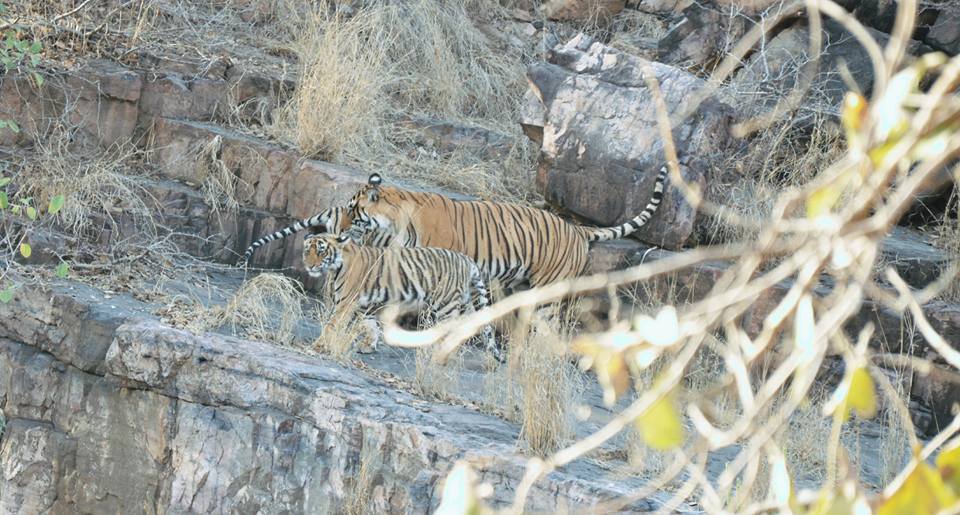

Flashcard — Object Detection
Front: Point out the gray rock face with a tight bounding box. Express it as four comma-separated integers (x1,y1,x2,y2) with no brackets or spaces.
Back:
731,19,930,123
0,282,666,514
523,34,734,249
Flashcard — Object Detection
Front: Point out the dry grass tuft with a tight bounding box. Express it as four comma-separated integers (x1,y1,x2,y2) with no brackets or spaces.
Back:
413,346,461,399
18,129,155,238
207,273,306,346
506,307,577,456
269,0,536,201
193,135,252,214
311,312,374,361
932,188,960,301
702,116,846,244
344,441,378,515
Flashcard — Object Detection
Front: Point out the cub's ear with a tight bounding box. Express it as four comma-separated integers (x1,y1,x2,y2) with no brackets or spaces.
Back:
368,173,382,186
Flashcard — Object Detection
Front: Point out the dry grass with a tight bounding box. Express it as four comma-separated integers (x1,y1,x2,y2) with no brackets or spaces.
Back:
17,129,156,238
206,273,307,346
268,0,537,202
504,307,578,456
344,440,378,515
932,188,960,301
701,115,846,244
193,135,253,214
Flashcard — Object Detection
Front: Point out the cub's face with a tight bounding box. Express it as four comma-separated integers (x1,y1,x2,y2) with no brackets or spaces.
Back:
302,234,345,278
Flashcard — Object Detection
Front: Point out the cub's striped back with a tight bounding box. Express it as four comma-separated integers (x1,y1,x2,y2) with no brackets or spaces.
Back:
302,234,497,357
343,167,668,288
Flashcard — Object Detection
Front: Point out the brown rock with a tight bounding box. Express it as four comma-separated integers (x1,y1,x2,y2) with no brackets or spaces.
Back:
911,362,960,434
286,160,367,221
524,34,734,249
544,0,625,21
0,72,62,146
730,19,930,123
139,75,225,121
66,59,143,146
67,59,142,103
657,3,748,70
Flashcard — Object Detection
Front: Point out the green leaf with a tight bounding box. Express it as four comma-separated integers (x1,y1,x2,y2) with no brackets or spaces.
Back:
19,242,31,258
11,204,19,215
0,176,9,187
0,120,7,129
28,41,40,54
0,287,13,304
7,120,19,133
55,261,69,279
25,205,36,220
48,194,64,215
0,191,7,209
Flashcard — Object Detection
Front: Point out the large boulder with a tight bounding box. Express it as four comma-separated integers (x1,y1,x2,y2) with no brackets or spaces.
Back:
522,34,735,249
925,1,960,56
657,2,749,70
730,19,930,124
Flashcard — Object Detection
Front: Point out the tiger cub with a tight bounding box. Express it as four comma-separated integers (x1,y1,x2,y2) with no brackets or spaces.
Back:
343,168,668,289
302,233,498,358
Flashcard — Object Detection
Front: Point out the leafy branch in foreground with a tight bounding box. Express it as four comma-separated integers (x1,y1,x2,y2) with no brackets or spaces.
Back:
385,0,960,512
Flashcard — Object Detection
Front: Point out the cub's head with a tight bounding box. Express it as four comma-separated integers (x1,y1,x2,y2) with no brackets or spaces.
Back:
302,233,350,278
345,173,406,239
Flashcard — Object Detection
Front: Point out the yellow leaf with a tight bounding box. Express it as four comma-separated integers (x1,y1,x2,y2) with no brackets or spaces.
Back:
936,438,960,494
841,92,867,145
803,486,870,515
846,367,877,420
635,390,683,451
19,242,31,258
597,351,630,407
878,460,957,515
807,183,844,218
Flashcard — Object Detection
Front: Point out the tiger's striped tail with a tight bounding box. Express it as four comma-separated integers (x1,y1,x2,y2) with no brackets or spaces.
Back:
587,166,668,242
237,207,344,267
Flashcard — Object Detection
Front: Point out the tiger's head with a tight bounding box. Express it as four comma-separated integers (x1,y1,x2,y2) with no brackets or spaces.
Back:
302,233,349,278
345,173,405,241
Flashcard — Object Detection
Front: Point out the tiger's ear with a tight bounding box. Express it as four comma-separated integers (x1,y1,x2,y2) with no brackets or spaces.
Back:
367,174,381,202
337,234,350,244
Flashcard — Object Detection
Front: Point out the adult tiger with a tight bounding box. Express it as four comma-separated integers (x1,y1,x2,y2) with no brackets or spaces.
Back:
343,167,669,289
237,207,395,267
302,233,498,358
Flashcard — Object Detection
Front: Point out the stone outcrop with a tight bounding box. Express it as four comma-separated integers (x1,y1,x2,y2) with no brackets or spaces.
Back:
544,0,626,21
730,19,930,123
0,281,669,514
522,34,734,249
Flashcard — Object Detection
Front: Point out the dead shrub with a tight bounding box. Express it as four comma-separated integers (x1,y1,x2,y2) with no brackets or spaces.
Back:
269,0,536,201
207,273,307,346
